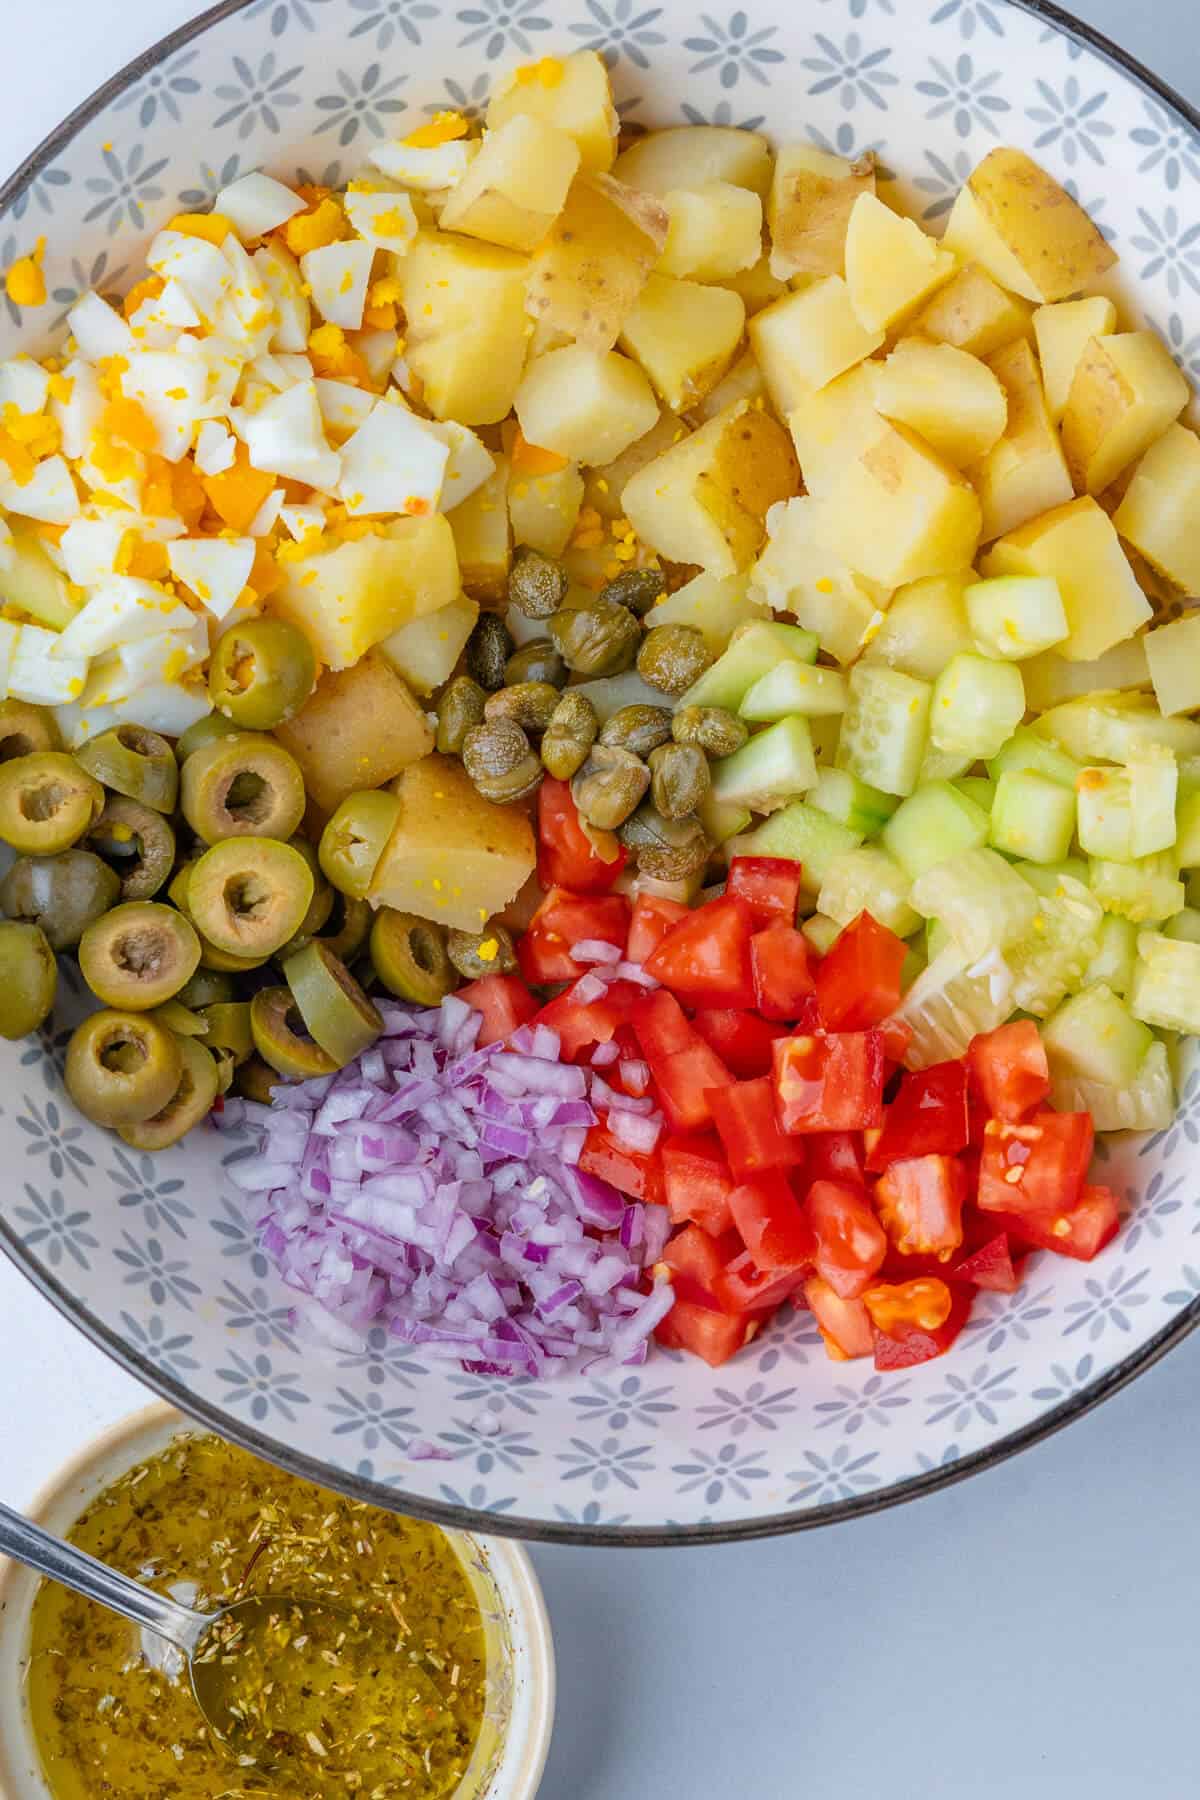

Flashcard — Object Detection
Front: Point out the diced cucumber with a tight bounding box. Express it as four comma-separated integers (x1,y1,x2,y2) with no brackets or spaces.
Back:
1022,636,1151,712
1042,984,1155,1087
1177,790,1200,866
1091,855,1185,924
890,946,1015,1071
955,777,996,813
810,767,898,837
836,664,931,799
809,713,841,766
859,574,975,683
990,769,1076,865
1189,869,1200,910
1051,1039,1175,1132
987,726,1082,790
925,917,954,962
1017,859,1091,897
930,653,1025,761
698,789,752,847
1165,907,1200,944
735,800,863,893
817,846,921,937
1084,914,1138,997
1076,768,1133,861
710,716,817,810
680,620,819,713
1145,614,1200,719
1132,931,1200,1035
1128,745,1178,859
571,669,668,721
1005,876,1104,1018
910,848,1039,960
881,780,990,881
740,662,849,721
901,944,927,991
966,576,1069,661
1035,695,1200,765
802,913,842,956
917,745,973,784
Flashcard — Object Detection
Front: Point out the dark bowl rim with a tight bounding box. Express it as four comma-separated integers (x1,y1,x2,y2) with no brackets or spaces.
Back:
1,0,1198,1547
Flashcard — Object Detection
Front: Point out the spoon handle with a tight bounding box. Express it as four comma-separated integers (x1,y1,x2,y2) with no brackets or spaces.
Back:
0,1498,207,1656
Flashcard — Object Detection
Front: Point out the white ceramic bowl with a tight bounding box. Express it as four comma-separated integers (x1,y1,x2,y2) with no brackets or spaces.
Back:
1,0,1199,1544
0,1403,555,1800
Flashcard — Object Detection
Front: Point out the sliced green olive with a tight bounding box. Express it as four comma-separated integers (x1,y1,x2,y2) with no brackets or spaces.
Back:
118,1036,220,1151
175,712,241,762
235,1053,283,1103
82,796,176,901
198,1000,255,1066
208,617,317,730
180,733,306,845
283,942,383,1067
250,986,338,1080
187,837,315,959
369,910,456,1006
446,923,517,981
65,1009,183,1127
318,790,402,901
150,999,209,1038
78,902,202,1010
0,921,57,1038
0,752,104,855
277,836,334,953
167,856,199,916
76,725,179,814
177,967,236,1008
0,850,120,951
314,892,372,964
198,936,270,975
0,701,62,763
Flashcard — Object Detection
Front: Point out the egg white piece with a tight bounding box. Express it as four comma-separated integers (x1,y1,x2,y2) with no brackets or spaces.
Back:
0,456,81,527
56,679,213,748
127,278,202,348
0,619,20,694
238,380,341,492
344,188,419,253
369,137,478,191
300,241,375,331
147,232,232,324
433,420,496,510
0,358,51,415
74,441,146,514
279,502,326,541
174,332,246,418
66,292,134,362
218,236,277,358
120,350,211,462
167,537,257,620
314,377,377,436
194,419,238,477
59,517,130,587
253,241,311,354
337,400,450,518
47,358,103,461
55,577,196,658
0,518,12,575
110,619,210,699
9,624,88,706
248,352,311,393
352,327,399,385
216,171,305,238
248,488,285,537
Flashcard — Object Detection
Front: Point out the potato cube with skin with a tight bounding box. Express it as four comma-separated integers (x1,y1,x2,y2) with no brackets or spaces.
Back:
691,349,767,425
378,592,479,697
749,496,889,665
1115,424,1200,595
913,263,1034,359
1061,331,1190,497
786,361,881,498
515,346,659,465
509,462,585,558
942,149,1117,305
874,338,1008,468
398,232,529,426
768,144,876,281
982,496,1151,663
657,182,763,283
976,337,1074,544
1144,615,1200,718
272,514,459,671
586,413,685,520
449,453,511,601
618,275,745,412
439,116,579,253
749,278,883,414
613,125,772,198
274,652,434,814
844,193,957,335
1033,296,1118,422
486,51,618,174
809,419,982,590
525,173,668,352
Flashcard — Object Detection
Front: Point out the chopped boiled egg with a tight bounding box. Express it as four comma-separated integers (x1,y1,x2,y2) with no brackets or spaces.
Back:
247,352,311,392
0,517,12,574
119,350,210,462
56,678,212,748
194,419,238,477
299,241,375,332
167,536,256,619
237,379,341,491
49,358,103,460
59,516,129,586
314,377,377,437
0,618,20,691
66,292,134,361
0,455,81,526
434,419,496,510
344,188,419,253
279,501,326,540
174,332,245,416
337,399,449,518
127,278,202,347
353,327,398,385
369,136,479,191
248,488,284,537
146,231,232,323
253,241,311,353
217,236,277,357
109,617,210,698
215,171,305,239
55,576,196,658
0,358,51,414
9,624,88,706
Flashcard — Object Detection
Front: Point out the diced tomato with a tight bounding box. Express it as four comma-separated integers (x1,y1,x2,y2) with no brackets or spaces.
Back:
534,977,637,1060
773,1030,885,1134
456,973,538,1046
662,1135,736,1237
537,778,627,893
728,1172,816,1273
804,1179,888,1300
880,1015,914,1067
814,911,907,1032
658,1223,738,1308
806,1131,867,1189
656,1299,757,1367
715,1250,808,1316
750,924,816,1020
951,1232,1019,1293
707,1078,807,1181
985,1183,1120,1263
866,1279,970,1370
968,1020,1051,1122
644,893,756,1009
875,1154,966,1259
977,1111,1094,1218
866,1061,970,1169
629,988,695,1059
802,1276,874,1361
727,855,804,928
653,1039,737,1134
516,888,631,986
626,892,690,964
691,1008,786,1079
579,1120,663,1206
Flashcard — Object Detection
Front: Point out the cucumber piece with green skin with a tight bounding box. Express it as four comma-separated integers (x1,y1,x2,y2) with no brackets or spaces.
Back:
881,780,990,882
917,745,973,785
802,913,842,956
910,848,1039,961
987,726,1082,791
697,789,751,846
890,945,1016,1071
1018,858,1091,897
735,800,862,893
1132,930,1200,1035
739,661,849,721
1042,983,1155,1088
955,777,996,813
816,846,921,937
836,664,932,799
989,769,1077,865
1090,855,1185,925
1051,1038,1175,1131
709,715,817,810
1076,768,1134,861
925,917,954,963
1006,876,1104,1018
809,767,898,837
1083,913,1138,996
930,653,1026,761
965,575,1069,661
679,621,818,713
1128,745,1178,859
1177,790,1200,866
1035,695,1200,765
1165,907,1200,945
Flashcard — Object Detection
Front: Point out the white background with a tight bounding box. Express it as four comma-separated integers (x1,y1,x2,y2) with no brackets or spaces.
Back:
2,5,1200,1796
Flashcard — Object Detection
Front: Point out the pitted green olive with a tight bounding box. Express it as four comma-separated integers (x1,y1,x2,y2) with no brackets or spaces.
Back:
118,1036,221,1151
76,725,178,814
82,796,176,901
187,837,315,959
0,851,120,950
78,902,202,1010
0,921,56,1038
0,753,104,855
180,733,306,844
65,1010,183,1127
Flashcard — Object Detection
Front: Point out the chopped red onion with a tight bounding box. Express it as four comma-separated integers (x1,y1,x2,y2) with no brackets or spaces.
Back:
608,1108,662,1153
590,1040,620,1067
574,939,623,965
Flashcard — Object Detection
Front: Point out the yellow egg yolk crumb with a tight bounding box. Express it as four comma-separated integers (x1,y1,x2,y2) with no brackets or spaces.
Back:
5,239,47,309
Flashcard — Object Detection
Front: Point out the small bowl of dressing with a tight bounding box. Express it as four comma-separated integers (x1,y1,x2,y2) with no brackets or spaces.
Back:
0,1404,554,1800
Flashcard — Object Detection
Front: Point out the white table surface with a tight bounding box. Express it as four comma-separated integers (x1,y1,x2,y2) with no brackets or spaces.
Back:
3,5,1200,1796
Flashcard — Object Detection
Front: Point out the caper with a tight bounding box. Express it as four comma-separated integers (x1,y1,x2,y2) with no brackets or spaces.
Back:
0,700,61,763
504,640,567,689
117,1035,220,1151
235,1054,281,1103
283,942,383,1067
446,923,517,981
464,613,514,692
649,741,710,820
0,920,56,1038
0,752,104,855
598,567,667,618
540,690,599,782
315,892,372,964
181,733,306,844
637,623,714,696
547,600,640,677
66,1009,183,1128
175,712,241,762
208,617,316,730
319,790,402,901
76,725,178,814
82,796,176,901
671,704,749,759
483,681,560,734
79,901,202,1010
599,704,673,759
187,837,315,959
508,545,569,619
462,719,543,804
0,850,120,950
198,1001,255,1067
571,745,650,831
435,675,486,756
250,986,338,1080
177,968,236,1008
619,803,711,881
369,910,457,1006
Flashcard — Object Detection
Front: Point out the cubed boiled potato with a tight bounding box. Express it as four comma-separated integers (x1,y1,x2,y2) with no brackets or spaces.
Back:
585,412,688,521
275,651,434,814
844,193,956,334
273,515,459,670
377,591,479,697
439,115,579,252
525,173,668,351
448,453,510,601
874,338,1007,468
1061,330,1190,497
975,337,1074,543
515,345,659,464
1114,423,1200,593
370,752,536,932
689,349,768,425
643,569,770,653
749,277,883,413
913,262,1034,359
943,148,1117,304
486,50,618,173
749,495,889,664
767,144,875,281
614,125,772,198
809,419,982,589
398,231,528,426
622,399,799,577
509,460,585,558
618,274,745,413
859,572,975,682
1033,296,1118,422
982,495,1151,662
658,182,763,282
715,254,787,316
786,361,881,497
